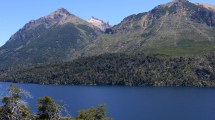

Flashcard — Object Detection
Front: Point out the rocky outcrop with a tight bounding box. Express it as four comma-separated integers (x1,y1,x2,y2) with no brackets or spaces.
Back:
196,3,215,11
87,17,111,32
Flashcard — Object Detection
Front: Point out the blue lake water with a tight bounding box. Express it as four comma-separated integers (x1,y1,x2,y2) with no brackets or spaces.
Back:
0,82,215,120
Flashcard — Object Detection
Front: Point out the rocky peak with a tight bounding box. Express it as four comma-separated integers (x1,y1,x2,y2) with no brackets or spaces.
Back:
7,8,90,43
46,8,72,19
168,0,189,8
172,0,188,3
87,16,111,32
22,8,72,30
55,8,71,15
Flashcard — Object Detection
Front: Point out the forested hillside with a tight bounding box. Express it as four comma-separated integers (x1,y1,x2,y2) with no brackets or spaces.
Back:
1,53,215,87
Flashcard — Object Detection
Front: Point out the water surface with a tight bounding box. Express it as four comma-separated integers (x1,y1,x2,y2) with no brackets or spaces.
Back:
0,82,215,120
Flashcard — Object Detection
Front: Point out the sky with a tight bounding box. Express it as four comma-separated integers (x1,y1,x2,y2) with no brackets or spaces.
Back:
0,0,215,46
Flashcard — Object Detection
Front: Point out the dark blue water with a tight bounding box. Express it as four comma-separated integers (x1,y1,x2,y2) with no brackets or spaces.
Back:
1,82,215,120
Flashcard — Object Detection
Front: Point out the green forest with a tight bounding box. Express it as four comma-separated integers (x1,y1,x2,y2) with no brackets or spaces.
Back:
1,53,215,87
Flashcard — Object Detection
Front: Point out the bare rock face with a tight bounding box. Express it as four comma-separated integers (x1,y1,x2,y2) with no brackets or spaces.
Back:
87,17,111,32
7,8,95,44
196,3,215,11
172,0,188,3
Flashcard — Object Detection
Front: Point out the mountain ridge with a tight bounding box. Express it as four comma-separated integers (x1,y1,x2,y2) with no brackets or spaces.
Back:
83,0,215,57
7,8,99,43
0,8,102,69
1,0,215,86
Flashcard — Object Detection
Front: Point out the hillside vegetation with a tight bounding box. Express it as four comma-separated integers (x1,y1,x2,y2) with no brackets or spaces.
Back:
1,53,215,87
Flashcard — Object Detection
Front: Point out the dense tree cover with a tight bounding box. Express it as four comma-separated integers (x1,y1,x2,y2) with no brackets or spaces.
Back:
1,53,215,87
0,84,112,120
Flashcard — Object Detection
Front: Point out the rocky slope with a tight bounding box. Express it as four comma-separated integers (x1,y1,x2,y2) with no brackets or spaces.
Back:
87,17,111,32
0,8,101,69
84,0,215,56
196,3,215,11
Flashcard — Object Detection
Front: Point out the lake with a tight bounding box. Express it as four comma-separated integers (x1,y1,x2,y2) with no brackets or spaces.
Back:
0,82,215,120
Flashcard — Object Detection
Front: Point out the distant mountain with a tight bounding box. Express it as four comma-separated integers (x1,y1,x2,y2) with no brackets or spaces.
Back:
1,0,215,86
0,8,101,69
87,16,111,32
84,0,215,56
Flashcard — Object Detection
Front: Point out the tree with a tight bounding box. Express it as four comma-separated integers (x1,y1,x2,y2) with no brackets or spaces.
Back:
0,84,32,120
0,106,3,118
37,96,61,120
0,84,113,120
76,104,112,120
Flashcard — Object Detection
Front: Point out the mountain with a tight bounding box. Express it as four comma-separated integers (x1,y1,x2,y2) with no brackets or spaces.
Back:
0,8,101,69
87,17,111,32
2,0,215,69
1,0,215,86
84,0,215,56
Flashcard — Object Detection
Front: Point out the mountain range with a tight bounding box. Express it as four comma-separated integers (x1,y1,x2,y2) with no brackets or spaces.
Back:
86,0,215,56
1,0,215,86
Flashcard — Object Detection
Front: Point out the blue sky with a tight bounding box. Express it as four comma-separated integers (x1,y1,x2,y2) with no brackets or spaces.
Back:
0,0,215,46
